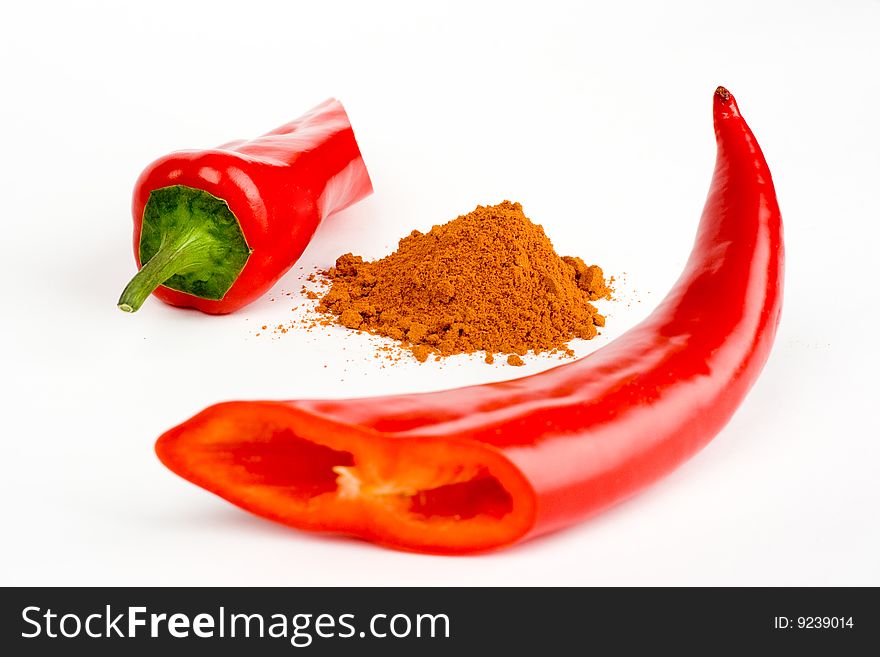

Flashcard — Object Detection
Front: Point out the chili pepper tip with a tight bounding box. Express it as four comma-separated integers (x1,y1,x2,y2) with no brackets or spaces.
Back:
714,86,731,101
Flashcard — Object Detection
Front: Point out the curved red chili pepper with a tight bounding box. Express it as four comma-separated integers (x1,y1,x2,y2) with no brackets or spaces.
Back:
156,87,784,553
120,99,372,314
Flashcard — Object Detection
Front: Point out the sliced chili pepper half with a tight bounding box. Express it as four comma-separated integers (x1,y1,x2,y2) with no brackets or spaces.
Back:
156,87,783,554
156,401,537,553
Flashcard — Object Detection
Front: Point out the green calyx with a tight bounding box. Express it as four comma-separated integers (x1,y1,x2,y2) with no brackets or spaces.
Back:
117,185,252,313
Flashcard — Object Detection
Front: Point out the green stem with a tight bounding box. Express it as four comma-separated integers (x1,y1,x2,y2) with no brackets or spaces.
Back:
117,234,209,313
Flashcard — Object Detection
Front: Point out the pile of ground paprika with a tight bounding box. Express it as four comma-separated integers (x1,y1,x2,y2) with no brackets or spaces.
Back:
317,201,611,365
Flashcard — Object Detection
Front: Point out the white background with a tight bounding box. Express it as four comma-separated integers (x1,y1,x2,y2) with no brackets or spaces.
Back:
1,0,878,586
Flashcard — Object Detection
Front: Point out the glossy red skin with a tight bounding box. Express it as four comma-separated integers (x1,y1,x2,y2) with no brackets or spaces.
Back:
158,89,783,552
132,99,373,314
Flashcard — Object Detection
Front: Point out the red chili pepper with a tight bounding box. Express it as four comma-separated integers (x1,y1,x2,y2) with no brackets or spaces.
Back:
156,87,783,553
118,99,372,314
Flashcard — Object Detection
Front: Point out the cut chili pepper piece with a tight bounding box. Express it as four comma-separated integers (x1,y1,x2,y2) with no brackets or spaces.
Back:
156,402,537,553
119,99,372,314
157,87,784,553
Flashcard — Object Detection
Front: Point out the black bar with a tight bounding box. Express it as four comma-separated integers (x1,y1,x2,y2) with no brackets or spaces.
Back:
1,587,875,654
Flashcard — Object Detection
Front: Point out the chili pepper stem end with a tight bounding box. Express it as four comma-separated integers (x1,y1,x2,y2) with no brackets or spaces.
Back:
119,185,253,312
118,233,214,312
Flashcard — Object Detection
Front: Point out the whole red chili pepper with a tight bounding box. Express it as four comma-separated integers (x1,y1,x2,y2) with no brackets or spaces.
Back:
118,99,372,314
156,87,783,553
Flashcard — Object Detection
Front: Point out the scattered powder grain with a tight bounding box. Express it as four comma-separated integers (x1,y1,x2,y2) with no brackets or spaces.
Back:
316,201,611,364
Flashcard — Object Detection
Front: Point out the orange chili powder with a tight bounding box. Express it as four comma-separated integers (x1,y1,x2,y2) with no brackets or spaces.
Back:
317,201,611,364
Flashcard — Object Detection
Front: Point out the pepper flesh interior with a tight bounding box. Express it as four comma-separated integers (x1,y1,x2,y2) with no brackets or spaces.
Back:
225,429,514,520
334,464,513,520
157,403,535,553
